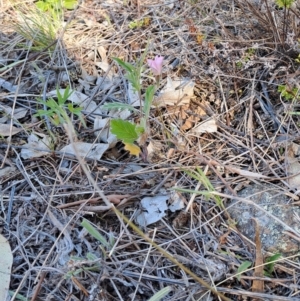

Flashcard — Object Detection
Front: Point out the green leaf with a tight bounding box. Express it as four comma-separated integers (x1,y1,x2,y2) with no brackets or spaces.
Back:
147,286,172,301
102,102,138,112
86,252,98,261
144,85,155,118
275,0,294,8
56,86,72,105
36,1,50,11
265,253,281,275
68,104,83,114
236,261,252,281
128,20,143,29
63,0,78,9
81,219,110,248
110,119,138,144
135,125,145,136
113,57,135,73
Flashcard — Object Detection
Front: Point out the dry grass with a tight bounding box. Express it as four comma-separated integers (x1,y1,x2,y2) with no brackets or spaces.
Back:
1,0,300,300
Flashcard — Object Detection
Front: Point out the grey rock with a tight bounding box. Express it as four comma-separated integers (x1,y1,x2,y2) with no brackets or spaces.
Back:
227,184,300,255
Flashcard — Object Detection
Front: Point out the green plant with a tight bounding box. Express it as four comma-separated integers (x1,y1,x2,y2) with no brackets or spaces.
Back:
128,17,150,29
81,219,113,251
236,261,252,281
147,286,172,301
35,86,86,127
264,253,281,276
275,0,294,8
64,252,101,280
12,0,77,51
103,53,163,156
278,84,300,100
36,0,78,11
174,167,225,210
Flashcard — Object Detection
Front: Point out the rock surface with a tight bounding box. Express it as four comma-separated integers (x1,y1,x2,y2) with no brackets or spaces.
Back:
227,184,300,255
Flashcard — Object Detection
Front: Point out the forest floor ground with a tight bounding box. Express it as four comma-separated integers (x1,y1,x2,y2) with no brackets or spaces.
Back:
1,0,300,300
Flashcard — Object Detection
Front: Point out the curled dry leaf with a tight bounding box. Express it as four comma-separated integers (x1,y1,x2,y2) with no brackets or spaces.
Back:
60,142,109,160
95,46,112,75
0,124,22,137
154,77,194,107
252,218,264,294
21,133,52,159
191,119,217,134
226,165,269,179
136,195,170,226
169,191,185,212
0,104,27,123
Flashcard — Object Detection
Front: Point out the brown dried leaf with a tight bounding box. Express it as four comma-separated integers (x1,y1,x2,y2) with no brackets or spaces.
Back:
251,218,264,295
226,166,269,179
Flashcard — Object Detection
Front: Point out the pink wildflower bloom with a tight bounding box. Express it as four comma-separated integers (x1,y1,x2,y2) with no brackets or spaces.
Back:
147,55,164,76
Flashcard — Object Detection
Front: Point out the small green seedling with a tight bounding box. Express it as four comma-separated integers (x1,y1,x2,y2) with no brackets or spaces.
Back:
236,261,252,281
278,84,299,101
174,167,225,210
264,253,281,277
35,86,86,127
81,219,112,252
147,286,172,301
129,19,144,29
65,252,101,280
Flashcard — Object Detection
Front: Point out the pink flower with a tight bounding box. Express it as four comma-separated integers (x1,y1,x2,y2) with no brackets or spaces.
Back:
147,55,164,76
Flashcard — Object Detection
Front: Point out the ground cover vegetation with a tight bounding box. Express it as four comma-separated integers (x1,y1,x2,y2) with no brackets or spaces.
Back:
1,0,300,300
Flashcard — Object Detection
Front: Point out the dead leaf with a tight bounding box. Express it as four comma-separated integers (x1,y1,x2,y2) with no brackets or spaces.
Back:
154,77,194,107
124,142,141,156
136,195,170,226
60,142,109,160
97,45,107,62
169,191,185,212
21,133,52,159
0,124,22,136
251,218,264,295
0,104,27,122
191,119,217,134
0,166,16,177
226,166,269,179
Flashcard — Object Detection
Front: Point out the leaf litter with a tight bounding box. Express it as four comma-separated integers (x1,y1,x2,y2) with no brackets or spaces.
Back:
1,0,300,300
